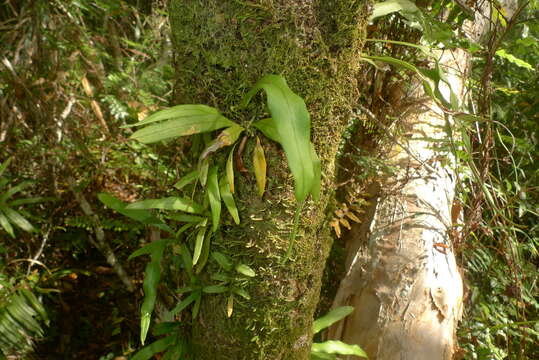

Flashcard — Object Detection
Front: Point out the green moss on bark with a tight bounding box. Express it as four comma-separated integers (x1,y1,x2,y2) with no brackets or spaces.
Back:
168,1,370,358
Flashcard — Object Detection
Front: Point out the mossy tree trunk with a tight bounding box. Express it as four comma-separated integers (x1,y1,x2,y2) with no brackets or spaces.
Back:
168,1,370,359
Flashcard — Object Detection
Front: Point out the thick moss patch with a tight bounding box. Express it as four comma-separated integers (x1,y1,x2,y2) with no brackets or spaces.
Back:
168,1,370,358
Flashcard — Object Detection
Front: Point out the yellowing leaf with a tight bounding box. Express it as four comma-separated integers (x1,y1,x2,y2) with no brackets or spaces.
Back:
226,145,236,194
253,137,266,198
330,219,341,238
227,295,234,318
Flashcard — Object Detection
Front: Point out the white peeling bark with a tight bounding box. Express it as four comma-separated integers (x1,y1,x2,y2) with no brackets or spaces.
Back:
329,48,470,359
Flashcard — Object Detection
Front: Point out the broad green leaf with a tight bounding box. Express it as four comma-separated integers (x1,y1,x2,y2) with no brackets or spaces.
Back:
173,170,199,190
226,145,236,193
126,197,204,214
243,75,319,203
192,226,206,266
202,285,228,294
495,49,534,71
128,238,170,260
207,166,221,232
253,137,267,198
313,306,354,334
2,207,34,232
0,211,15,237
311,340,367,357
98,193,165,226
131,335,175,360
235,264,256,277
253,118,281,143
200,124,244,160
128,104,236,143
369,0,419,22
211,251,233,271
219,176,240,224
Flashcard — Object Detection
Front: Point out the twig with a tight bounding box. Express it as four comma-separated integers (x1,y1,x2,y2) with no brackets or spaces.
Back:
67,177,134,292
26,227,50,275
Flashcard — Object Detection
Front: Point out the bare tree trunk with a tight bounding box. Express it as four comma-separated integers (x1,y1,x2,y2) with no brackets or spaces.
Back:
328,48,470,360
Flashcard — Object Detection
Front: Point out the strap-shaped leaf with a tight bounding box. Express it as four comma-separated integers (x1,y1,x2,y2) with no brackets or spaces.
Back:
244,75,319,203
207,166,221,232
128,105,237,144
126,197,204,214
313,306,354,334
98,193,165,225
219,176,240,224
0,211,15,238
131,335,175,360
2,207,34,232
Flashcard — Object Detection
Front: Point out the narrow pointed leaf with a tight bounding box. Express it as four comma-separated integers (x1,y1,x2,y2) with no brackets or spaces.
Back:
235,264,256,277
131,335,176,360
0,211,15,238
253,137,267,197
313,306,354,334
232,287,250,300
243,75,319,202
198,159,209,187
98,193,165,226
1,181,32,202
171,292,198,315
128,238,170,260
192,293,202,319
226,145,236,193
192,226,206,266
219,176,240,224
126,197,204,214
311,340,367,357
202,285,228,294
0,157,12,177
208,166,221,232
3,207,34,232
128,105,236,143
211,251,233,271
195,229,211,274
173,170,199,190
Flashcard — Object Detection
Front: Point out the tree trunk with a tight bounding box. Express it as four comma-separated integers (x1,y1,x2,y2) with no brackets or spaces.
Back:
168,1,370,358
327,44,471,360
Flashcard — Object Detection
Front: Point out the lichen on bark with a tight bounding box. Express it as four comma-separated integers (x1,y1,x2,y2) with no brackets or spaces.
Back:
168,1,370,358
